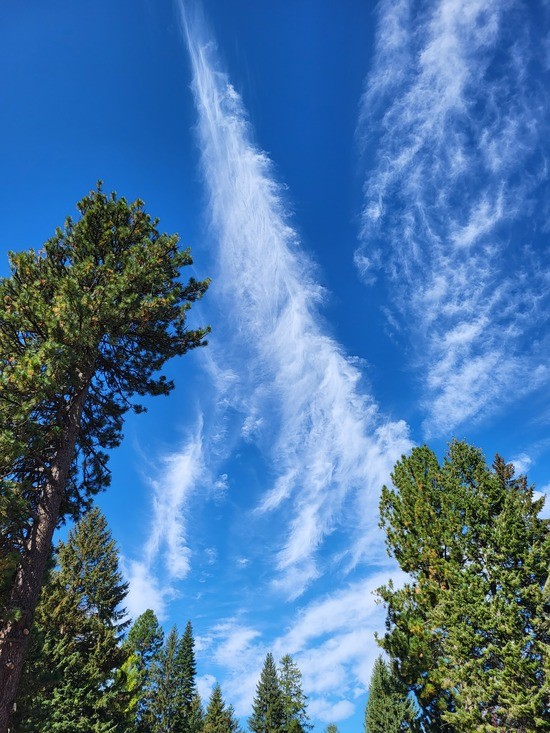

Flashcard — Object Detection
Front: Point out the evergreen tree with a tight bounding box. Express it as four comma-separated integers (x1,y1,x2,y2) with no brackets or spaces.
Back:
147,621,202,733
122,609,164,731
278,655,311,733
14,506,129,732
378,441,550,732
176,621,199,727
203,684,241,733
0,185,209,729
324,725,338,733
148,626,181,733
364,656,414,733
249,653,285,733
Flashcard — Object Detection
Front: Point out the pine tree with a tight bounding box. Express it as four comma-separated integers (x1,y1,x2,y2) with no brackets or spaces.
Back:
203,684,241,733
364,656,414,733
278,655,311,733
14,506,129,732
249,653,285,733
378,441,550,732
0,185,209,729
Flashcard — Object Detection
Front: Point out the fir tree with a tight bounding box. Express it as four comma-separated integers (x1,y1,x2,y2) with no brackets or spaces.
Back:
0,185,209,729
122,609,164,731
148,626,181,733
278,655,311,733
14,506,129,732
364,656,414,733
249,653,285,733
203,684,241,733
176,621,199,727
378,441,550,732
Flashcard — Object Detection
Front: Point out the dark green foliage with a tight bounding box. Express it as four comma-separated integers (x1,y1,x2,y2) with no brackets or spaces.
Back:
0,185,209,725
249,653,285,733
278,655,311,733
147,626,182,733
14,507,129,732
378,440,550,732
147,621,202,733
0,183,210,622
123,609,165,731
203,684,241,733
324,725,338,733
364,656,414,733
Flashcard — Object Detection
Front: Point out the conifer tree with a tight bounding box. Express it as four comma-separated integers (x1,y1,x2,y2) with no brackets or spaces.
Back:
278,655,311,733
148,626,181,733
14,506,129,732
364,656,414,733
204,684,241,733
123,609,164,731
0,185,209,730
378,441,550,732
176,621,199,726
249,653,285,733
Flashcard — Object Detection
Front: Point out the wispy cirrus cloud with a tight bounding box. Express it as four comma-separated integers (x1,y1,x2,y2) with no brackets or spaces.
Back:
125,419,205,619
357,0,550,436
180,3,411,596
195,571,404,720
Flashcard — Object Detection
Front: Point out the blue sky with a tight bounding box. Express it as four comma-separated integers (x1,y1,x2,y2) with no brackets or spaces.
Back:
2,0,550,730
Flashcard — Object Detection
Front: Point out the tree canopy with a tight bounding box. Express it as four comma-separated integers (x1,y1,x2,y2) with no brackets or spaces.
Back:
0,185,209,730
377,440,550,732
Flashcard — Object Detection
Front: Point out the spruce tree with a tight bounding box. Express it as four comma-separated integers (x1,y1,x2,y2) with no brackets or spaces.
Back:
378,441,550,732
148,626,181,733
249,653,285,733
0,185,209,730
364,656,414,733
14,506,129,732
204,684,241,733
123,609,165,731
278,655,311,733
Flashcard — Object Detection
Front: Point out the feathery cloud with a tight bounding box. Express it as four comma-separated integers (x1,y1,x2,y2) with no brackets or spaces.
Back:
180,2,412,596
357,0,550,436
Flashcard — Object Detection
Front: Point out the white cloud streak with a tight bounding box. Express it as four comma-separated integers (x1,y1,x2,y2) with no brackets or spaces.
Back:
196,571,405,721
125,419,205,619
180,2,412,596
357,0,550,436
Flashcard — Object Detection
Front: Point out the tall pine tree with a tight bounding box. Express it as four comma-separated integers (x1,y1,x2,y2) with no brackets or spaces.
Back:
0,185,209,730
249,653,285,733
14,507,129,733
378,441,550,732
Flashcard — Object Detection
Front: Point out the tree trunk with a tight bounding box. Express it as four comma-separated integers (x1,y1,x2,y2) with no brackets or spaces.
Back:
0,380,90,733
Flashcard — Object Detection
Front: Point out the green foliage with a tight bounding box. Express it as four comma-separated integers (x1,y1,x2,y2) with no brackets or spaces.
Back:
0,183,209,623
147,621,202,733
249,653,285,733
123,609,164,731
324,725,338,733
378,440,550,732
364,656,414,733
14,506,129,732
203,684,241,733
278,655,311,733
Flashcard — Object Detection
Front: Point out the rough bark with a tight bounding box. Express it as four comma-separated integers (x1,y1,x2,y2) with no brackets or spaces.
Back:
0,379,90,733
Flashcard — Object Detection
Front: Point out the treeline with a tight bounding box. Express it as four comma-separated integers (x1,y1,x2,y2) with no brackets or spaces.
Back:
13,505,313,733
